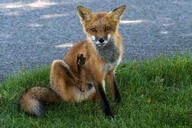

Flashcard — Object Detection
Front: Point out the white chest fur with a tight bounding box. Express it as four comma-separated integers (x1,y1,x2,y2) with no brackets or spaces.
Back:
73,84,96,102
73,80,106,102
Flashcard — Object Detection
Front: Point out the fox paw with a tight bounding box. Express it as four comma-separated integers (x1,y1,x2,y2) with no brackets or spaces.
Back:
77,53,86,68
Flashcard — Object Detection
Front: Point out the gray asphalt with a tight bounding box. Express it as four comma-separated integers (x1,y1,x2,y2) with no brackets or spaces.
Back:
0,0,192,82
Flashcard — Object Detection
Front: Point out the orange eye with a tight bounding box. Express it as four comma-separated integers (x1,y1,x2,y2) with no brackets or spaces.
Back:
105,26,111,31
90,28,97,32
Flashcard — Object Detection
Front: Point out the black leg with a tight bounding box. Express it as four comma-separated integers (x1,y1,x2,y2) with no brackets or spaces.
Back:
113,76,121,103
95,82,114,118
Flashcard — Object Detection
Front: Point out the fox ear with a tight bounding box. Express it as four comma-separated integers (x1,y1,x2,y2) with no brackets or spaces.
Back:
77,6,92,22
109,5,126,22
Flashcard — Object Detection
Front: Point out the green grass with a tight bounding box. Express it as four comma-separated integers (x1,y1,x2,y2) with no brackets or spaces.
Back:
1,54,192,128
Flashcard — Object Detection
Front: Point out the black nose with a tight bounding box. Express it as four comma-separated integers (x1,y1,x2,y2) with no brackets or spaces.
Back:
98,38,104,43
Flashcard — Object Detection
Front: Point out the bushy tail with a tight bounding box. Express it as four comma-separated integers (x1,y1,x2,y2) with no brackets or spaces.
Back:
18,86,60,117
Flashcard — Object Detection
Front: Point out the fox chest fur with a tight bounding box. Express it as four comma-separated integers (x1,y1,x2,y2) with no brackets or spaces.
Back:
94,40,121,74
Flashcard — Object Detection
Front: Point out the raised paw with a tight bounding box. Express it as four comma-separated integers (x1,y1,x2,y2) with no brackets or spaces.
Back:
77,53,86,69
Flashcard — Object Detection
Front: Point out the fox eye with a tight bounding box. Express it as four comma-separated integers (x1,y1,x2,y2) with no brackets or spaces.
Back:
105,26,111,31
89,28,97,32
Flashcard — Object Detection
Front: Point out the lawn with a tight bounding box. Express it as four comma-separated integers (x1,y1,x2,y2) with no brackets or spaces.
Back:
0,54,192,128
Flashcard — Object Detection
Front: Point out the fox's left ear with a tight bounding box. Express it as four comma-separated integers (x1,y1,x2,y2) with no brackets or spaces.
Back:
109,5,126,22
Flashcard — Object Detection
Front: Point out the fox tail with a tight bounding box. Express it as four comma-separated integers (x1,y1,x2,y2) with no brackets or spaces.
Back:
18,86,60,117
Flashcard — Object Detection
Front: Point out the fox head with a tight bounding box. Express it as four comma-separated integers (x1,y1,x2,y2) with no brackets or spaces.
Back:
77,5,126,47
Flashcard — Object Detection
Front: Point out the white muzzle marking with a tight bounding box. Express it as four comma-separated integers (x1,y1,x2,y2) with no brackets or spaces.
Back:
88,34,112,47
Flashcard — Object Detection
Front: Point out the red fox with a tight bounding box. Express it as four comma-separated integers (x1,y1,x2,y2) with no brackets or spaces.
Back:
18,5,126,118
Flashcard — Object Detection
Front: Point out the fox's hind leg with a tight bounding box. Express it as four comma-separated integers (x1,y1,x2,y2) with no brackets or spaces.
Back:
18,60,79,117
76,53,87,92
50,60,78,102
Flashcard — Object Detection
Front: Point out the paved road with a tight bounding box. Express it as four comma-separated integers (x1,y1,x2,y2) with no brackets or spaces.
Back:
0,0,192,82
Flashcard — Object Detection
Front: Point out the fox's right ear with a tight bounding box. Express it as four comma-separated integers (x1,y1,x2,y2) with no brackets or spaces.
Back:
77,6,92,22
